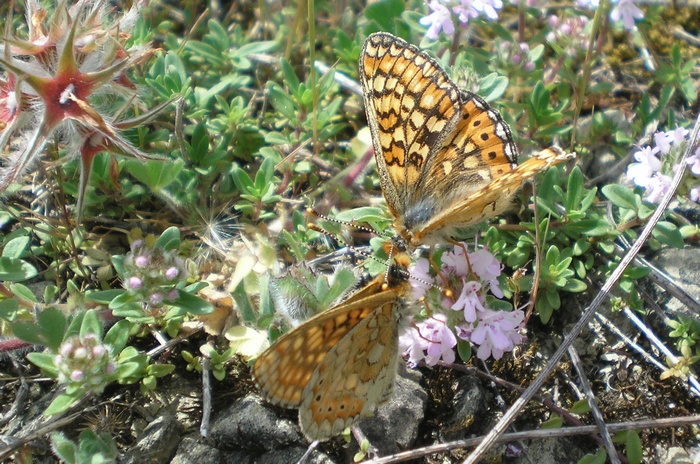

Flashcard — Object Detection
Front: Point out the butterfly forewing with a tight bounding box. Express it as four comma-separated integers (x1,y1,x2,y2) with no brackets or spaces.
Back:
360,32,462,218
361,32,574,246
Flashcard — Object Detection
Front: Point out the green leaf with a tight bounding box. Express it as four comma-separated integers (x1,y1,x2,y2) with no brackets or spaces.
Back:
0,298,19,322
45,393,79,416
104,320,132,355
27,352,59,376
169,290,213,316
565,166,584,211
541,414,563,428
457,339,472,362
155,227,181,251
602,184,638,211
50,432,78,464
625,431,643,464
85,289,125,305
2,236,30,258
38,308,68,351
569,399,592,415
652,221,684,248
267,82,298,121
578,449,607,464
127,158,183,192
80,310,102,340
0,257,38,281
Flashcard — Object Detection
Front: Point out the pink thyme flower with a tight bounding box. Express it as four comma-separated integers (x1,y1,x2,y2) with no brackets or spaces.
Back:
451,279,485,323
626,146,661,188
399,325,429,368
408,258,433,300
644,174,673,203
468,308,525,360
419,314,457,366
420,0,455,40
470,249,504,298
610,0,644,31
687,152,700,176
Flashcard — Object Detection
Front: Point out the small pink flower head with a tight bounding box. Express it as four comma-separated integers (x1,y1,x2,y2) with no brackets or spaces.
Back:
644,174,672,203
165,267,179,280
135,255,150,268
667,127,689,146
654,131,673,155
399,324,429,368
150,292,164,306
127,276,143,290
167,289,179,301
70,370,84,382
690,186,700,203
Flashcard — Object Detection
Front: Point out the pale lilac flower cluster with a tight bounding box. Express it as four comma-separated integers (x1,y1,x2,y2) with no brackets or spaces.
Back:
626,127,700,203
577,0,644,31
399,246,525,364
54,334,117,395
420,0,504,40
546,15,590,57
122,240,187,309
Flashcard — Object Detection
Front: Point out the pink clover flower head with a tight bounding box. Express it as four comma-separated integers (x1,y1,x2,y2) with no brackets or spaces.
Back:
70,370,84,382
135,255,149,268
127,276,143,290
409,258,433,300
610,0,644,31
165,266,180,280
167,289,179,301
420,0,455,40
626,146,660,187
470,308,525,360
150,292,164,306
451,279,484,323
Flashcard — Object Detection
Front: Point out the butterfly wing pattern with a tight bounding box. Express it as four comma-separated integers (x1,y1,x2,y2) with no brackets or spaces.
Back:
360,32,573,246
253,32,574,444
252,265,410,441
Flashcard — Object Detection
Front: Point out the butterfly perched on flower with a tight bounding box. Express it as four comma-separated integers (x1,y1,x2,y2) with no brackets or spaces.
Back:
252,256,411,442
359,32,574,246
252,32,573,443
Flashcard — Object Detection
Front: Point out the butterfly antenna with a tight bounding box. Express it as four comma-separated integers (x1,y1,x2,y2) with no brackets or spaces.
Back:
308,223,442,292
306,208,394,239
